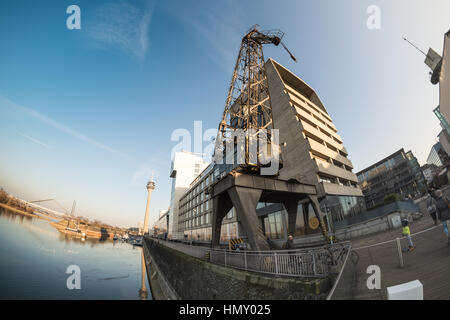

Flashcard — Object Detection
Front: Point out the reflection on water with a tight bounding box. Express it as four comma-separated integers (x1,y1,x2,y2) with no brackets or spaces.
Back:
0,208,151,300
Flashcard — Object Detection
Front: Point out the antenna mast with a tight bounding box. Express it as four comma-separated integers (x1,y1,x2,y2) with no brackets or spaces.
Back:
403,37,427,57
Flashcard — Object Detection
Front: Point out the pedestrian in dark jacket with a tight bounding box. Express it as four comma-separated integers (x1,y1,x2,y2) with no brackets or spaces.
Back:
435,189,450,245
286,234,294,249
427,191,438,225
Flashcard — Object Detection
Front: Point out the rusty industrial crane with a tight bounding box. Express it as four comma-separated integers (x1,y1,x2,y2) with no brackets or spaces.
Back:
213,25,297,174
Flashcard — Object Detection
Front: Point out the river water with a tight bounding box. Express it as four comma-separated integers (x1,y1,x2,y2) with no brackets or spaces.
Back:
0,208,152,300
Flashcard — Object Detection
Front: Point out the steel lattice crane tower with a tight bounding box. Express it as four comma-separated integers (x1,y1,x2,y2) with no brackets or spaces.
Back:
213,25,297,174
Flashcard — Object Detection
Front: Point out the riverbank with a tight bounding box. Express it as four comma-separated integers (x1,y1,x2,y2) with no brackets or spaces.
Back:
0,202,53,222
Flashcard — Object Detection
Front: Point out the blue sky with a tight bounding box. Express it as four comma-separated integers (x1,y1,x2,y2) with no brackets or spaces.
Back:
0,0,449,227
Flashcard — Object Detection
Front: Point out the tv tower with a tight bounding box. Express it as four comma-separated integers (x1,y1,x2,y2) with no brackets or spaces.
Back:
143,174,155,235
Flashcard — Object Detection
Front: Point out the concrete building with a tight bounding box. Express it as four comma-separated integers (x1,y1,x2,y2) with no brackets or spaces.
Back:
437,31,450,132
357,149,427,209
425,30,450,155
167,151,209,240
177,59,364,244
265,59,365,222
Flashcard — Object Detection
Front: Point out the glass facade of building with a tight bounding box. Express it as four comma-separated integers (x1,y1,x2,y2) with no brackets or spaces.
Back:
319,195,366,224
427,142,445,167
357,149,427,209
179,164,240,242
434,105,450,134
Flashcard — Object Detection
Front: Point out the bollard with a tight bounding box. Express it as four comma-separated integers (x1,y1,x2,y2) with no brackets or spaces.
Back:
396,237,404,268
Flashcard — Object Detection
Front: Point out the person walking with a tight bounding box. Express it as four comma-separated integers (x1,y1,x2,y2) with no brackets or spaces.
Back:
435,189,450,245
401,219,415,251
427,190,438,225
286,234,294,249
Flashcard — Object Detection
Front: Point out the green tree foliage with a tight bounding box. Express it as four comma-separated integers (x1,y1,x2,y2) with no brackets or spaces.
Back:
384,193,400,204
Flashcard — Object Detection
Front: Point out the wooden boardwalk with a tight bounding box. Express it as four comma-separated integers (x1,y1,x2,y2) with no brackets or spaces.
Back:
352,216,450,300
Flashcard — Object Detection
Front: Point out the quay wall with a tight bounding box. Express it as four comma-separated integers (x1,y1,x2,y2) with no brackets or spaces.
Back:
143,237,332,300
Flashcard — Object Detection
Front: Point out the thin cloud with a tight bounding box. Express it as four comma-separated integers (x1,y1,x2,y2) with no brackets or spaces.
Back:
131,167,157,185
0,95,120,155
168,1,246,73
87,0,155,64
18,132,50,149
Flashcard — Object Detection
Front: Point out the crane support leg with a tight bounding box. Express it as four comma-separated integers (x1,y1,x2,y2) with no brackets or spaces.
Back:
284,199,298,236
307,195,331,243
227,187,268,251
211,193,233,249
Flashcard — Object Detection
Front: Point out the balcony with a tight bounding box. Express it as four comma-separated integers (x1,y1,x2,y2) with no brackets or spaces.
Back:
314,158,359,183
300,121,353,169
321,181,363,197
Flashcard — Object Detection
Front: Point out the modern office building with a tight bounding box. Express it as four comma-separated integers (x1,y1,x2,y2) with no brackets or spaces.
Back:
178,163,292,242
153,209,169,237
176,59,364,242
167,151,209,240
357,149,427,209
406,150,427,191
427,142,445,167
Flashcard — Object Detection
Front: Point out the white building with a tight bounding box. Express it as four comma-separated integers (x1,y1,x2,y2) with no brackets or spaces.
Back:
153,209,169,237
167,151,209,240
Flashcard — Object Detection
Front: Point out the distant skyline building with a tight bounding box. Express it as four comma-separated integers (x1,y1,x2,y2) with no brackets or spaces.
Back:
427,142,445,167
143,179,155,235
153,209,169,238
421,163,439,184
357,149,427,209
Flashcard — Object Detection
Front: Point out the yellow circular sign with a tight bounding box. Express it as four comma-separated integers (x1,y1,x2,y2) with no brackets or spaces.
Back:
309,217,320,230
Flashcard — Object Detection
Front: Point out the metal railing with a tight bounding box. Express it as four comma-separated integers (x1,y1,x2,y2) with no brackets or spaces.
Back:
206,242,351,278
326,243,356,300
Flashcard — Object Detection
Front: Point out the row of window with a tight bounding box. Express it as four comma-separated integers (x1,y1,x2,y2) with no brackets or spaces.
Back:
183,222,239,242
181,207,235,231
318,174,358,188
357,153,406,182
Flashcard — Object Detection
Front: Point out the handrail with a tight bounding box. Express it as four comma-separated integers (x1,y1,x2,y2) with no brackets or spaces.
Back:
205,242,351,278
326,243,353,300
206,241,350,254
